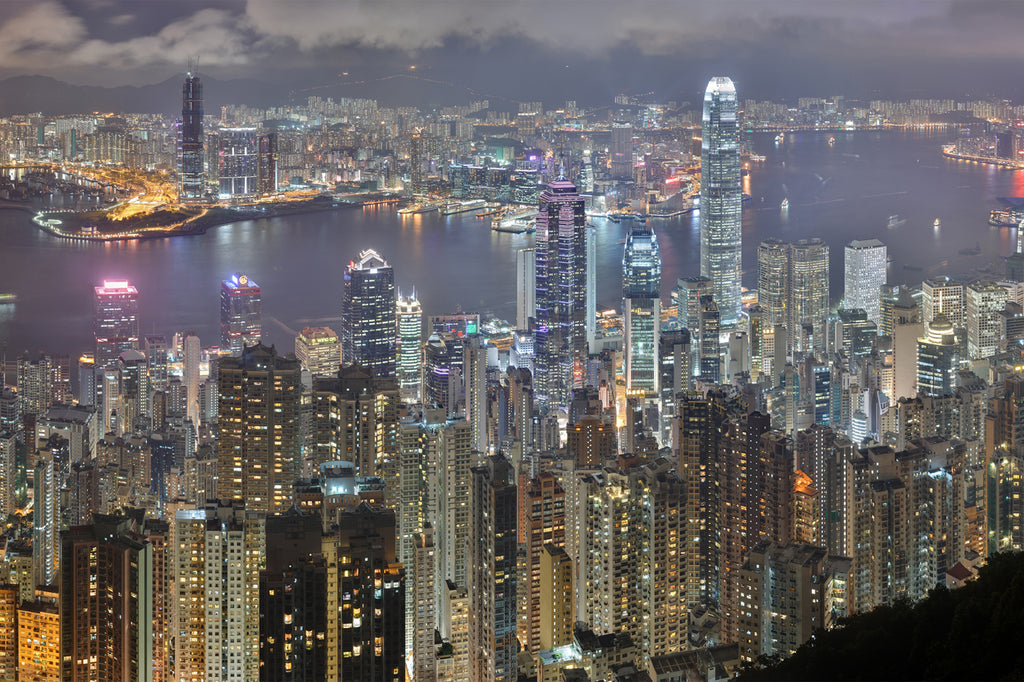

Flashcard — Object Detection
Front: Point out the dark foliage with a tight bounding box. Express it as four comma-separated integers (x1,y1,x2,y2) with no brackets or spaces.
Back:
738,552,1024,681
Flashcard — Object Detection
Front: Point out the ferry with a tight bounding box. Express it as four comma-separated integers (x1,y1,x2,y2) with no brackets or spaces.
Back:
0,293,16,304
398,203,440,216
440,199,488,216
933,218,941,229
492,207,537,230
887,214,907,230
780,198,789,210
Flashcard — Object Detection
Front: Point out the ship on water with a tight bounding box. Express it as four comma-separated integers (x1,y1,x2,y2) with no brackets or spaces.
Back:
0,293,16,304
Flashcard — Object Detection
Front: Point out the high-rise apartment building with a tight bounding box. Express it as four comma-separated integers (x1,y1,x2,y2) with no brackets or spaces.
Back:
217,343,302,513
343,249,397,377
396,292,423,401
623,224,661,395
520,472,566,654
178,64,204,200
700,77,742,326
294,326,341,376
18,589,60,681
173,503,263,681
844,239,887,327
535,179,587,411
94,280,139,368
60,513,166,682
220,272,262,354
413,525,437,682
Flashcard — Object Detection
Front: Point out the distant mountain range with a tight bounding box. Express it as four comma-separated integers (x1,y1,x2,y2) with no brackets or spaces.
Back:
0,74,294,117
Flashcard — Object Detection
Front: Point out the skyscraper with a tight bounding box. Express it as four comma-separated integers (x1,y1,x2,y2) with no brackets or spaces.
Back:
396,291,423,400
622,223,662,395
844,239,887,327
217,343,302,513
218,127,258,198
700,77,742,326
178,62,204,200
257,131,278,196
516,247,536,330
94,280,139,368
917,314,958,396
343,249,397,378
294,326,341,376
788,239,830,353
182,331,201,432
220,272,262,354
535,179,587,411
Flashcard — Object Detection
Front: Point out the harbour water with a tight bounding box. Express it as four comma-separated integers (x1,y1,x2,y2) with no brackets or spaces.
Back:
0,130,1021,357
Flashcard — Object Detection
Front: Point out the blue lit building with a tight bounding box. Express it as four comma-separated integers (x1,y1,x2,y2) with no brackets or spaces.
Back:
342,249,396,378
623,224,661,395
700,77,742,326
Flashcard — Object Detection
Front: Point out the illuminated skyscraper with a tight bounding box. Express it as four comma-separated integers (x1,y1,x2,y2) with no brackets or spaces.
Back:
218,127,258,199
917,314,958,396
257,131,278,196
516,247,536,330
622,223,661,395
178,62,204,200
217,343,302,513
789,239,830,353
94,280,139,368
966,280,1007,360
220,272,262,354
535,179,587,412
700,77,742,326
343,249,397,378
844,239,887,327
182,332,201,432
396,291,423,401
295,326,341,376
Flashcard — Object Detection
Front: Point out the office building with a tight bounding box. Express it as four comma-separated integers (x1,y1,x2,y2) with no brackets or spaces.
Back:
700,77,742,326
294,326,341,376
218,127,258,198
789,239,830,353
610,122,633,179
658,329,692,448
396,292,423,401
220,272,262,354
917,315,958,397
217,343,302,513
757,239,790,330
94,280,139,368
965,280,1007,359
178,64,204,200
622,224,662,395
343,249,397,378
470,454,518,682
699,295,721,383
516,247,536,330
535,178,588,411
844,240,887,327
182,331,201,432
674,276,712,333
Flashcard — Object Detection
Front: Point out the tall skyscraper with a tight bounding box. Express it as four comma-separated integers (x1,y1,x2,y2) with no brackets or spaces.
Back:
757,239,790,330
178,62,204,200
343,249,397,378
182,331,201,432
396,291,423,401
218,127,259,198
469,454,518,682
622,223,662,395
294,326,341,376
700,76,742,326
220,272,262,354
788,239,830,353
535,179,587,411
965,280,1007,360
217,343,302,513
94,280,139,368
610,122,634,179
257,131,278,196
516,247,536,330
844,239,887,327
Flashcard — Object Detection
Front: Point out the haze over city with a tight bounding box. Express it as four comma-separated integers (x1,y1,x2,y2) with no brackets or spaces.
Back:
2,2,1024,681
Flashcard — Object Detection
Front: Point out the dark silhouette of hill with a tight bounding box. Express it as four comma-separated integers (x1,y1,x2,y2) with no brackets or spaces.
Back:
0,74,291,116
738,552,1024,681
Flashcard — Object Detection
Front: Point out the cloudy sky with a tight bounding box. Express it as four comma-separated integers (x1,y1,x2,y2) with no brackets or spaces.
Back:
2,0,1023,105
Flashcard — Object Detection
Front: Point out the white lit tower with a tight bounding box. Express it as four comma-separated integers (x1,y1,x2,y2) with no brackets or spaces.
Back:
623,223,662,395
700,77,742,326
396,290,423,401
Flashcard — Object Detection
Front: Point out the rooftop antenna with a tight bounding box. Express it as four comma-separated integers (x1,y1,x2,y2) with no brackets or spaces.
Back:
187,56,199,76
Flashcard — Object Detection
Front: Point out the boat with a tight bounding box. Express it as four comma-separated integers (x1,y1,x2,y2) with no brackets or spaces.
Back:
780,198,789,210
887,214,907,229
492,207,538,231
774,133,784,144
0,293,16,304
440,199,487,216
933,218,941,229
828,136,836,145
412,203,439,214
